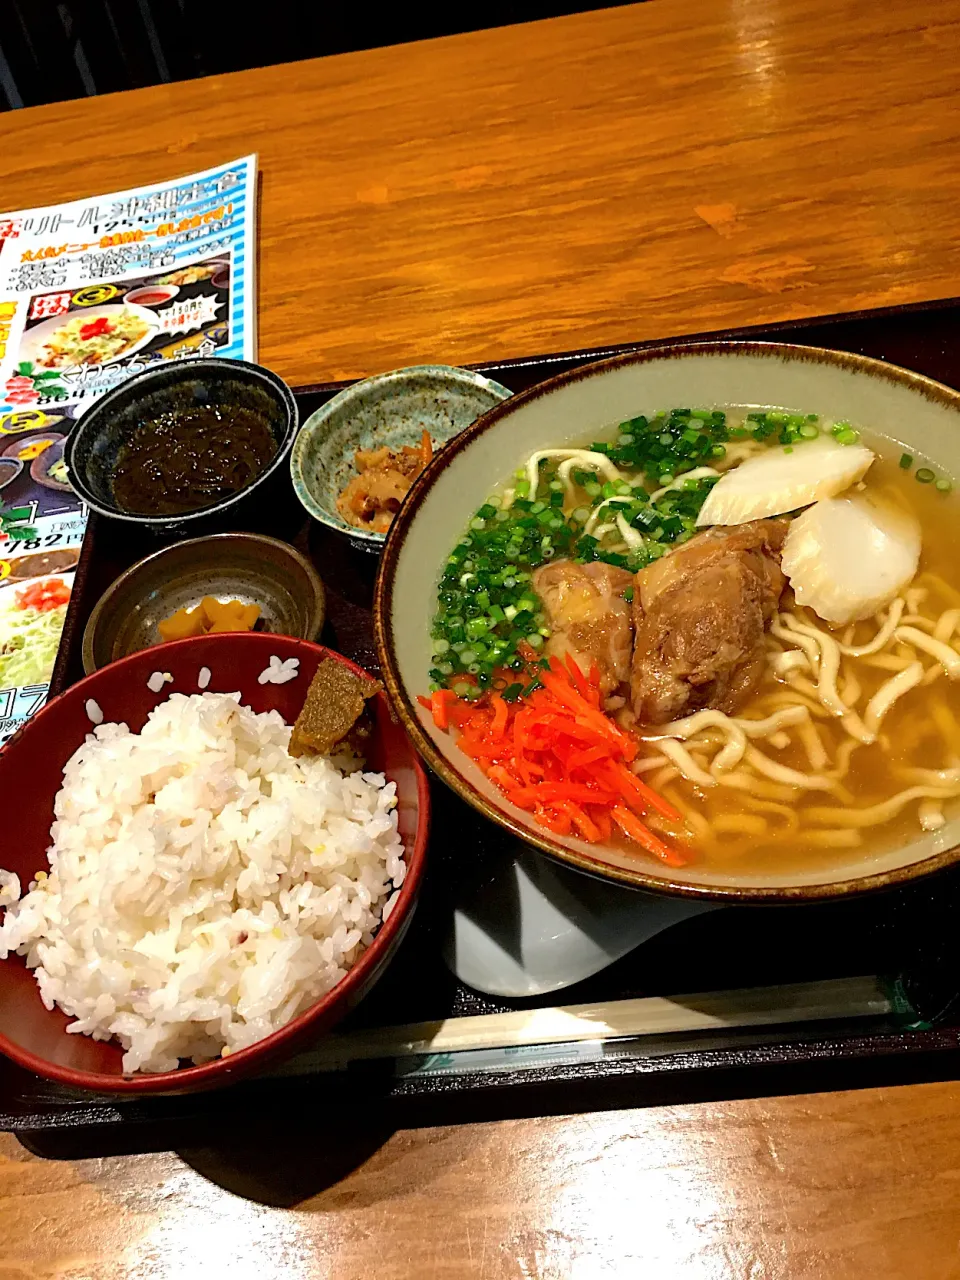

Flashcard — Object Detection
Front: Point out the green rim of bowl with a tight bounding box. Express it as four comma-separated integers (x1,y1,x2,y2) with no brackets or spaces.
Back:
290,364,512,548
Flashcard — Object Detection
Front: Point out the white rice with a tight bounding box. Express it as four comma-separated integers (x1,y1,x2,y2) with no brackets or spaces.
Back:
258,655,300,685
85,698,103,725
198,666,211,690
0,692,404,1074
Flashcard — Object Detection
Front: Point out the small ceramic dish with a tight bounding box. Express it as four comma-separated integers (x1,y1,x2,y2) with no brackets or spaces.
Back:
2,431,64,463
65,358,298,535
0,457,23,493
124,284,179,307
82,532,326,673
291,364,511,553
6,546,80,580
30,437,71,491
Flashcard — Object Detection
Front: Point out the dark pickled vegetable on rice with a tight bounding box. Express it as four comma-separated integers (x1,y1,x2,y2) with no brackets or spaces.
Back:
290,658,382,758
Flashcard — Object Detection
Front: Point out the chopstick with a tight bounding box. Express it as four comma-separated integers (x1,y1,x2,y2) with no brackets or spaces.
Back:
267,975,894,1078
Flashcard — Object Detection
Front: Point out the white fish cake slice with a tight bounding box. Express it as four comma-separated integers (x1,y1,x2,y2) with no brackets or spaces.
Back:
782,492,921,624
696,436,875,527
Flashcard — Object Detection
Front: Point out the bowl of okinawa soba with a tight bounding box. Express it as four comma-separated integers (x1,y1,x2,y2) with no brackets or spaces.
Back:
65,358,298,534
374,341,960,901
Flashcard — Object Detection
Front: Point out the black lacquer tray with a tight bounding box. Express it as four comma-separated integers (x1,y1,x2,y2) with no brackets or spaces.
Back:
10,297,960,1155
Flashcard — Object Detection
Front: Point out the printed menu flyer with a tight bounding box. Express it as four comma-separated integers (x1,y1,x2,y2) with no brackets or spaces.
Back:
0,155,258,743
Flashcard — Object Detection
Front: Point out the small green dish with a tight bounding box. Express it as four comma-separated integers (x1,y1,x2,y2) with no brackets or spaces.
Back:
290,364,511,553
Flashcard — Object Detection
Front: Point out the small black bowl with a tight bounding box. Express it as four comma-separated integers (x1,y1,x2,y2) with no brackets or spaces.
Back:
64,359,298,534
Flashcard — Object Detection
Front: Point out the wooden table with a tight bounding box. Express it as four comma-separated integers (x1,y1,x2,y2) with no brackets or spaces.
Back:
4,1082,960,1277
8,0,960,388
4,0,960,1274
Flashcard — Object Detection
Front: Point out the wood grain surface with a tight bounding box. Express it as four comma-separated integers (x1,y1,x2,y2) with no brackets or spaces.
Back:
2,1082,960,1278
5,0,960,386
5,1,960,1276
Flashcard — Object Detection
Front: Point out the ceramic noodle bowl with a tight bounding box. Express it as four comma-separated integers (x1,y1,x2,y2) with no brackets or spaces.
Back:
375,342,960,903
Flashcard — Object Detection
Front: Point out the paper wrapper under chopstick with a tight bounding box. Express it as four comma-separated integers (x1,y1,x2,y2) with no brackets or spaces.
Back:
289,658,383,758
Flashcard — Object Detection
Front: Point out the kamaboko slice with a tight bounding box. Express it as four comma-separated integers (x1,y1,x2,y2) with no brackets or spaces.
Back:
781,492,921,625
696,436,874,527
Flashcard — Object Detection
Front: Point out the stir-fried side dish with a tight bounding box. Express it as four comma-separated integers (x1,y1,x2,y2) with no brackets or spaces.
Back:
424,407,960,871
336,430,434,533
0,576,72,688
37,308,151,368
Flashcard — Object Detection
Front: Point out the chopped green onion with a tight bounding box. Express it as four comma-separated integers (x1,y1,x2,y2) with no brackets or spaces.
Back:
900,453,913,469
937,478,953,493
916,468,936,484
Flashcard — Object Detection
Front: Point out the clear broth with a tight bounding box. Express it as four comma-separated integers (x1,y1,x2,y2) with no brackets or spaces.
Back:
623,437,960,875
524,411,960,876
